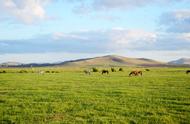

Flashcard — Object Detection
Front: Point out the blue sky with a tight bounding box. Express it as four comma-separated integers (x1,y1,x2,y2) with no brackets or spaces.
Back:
0,0,190,63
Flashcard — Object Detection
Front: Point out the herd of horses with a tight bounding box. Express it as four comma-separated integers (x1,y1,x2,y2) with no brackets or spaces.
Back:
84,68,190,77
0,69,190,76
84,68,143,77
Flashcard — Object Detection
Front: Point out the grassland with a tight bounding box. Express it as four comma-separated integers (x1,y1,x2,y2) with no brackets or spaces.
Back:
0,67,190,124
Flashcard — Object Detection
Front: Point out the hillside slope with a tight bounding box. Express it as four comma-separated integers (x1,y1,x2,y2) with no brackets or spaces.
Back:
59,55,165,67
168,58,190,65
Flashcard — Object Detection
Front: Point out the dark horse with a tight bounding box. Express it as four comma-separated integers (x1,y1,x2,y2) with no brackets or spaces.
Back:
102,69,109,74
129,70,142,76
186,70,190,74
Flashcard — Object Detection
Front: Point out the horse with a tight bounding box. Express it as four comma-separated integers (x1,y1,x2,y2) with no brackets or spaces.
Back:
111,68,116,72
186,70,190,74
119,68,124,72
129,71,138,76
138,71,142,76
102,69,109,74
129,70,142,76
84,70,91,75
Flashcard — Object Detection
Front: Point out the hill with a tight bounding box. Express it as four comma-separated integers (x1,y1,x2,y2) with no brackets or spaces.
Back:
0,55,166,67
57,55,165,67
168,58,190,65
0,62,23,67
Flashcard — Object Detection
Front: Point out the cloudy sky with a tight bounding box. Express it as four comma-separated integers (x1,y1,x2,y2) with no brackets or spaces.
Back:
0,0,190,63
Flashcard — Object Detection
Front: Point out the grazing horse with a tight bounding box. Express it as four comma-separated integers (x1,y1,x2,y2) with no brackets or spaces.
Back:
119,68,124,72
186,70,190,74
111,68,116,72
138,71,142,76
129,70,142,76
102,70,109,74
84,70,91,75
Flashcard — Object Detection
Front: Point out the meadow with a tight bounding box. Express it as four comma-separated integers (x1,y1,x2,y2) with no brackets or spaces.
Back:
0,67,190,124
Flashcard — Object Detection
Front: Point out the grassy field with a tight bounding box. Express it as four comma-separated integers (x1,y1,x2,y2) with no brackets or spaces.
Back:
0,67,190,124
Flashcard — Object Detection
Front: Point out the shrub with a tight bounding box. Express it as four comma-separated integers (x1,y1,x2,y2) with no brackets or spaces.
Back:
145,69,150,71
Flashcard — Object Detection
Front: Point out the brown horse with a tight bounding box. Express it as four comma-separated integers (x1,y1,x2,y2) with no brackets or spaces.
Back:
137,71,142,76
102,69,109,74
186,70,190,74
129,70,142,76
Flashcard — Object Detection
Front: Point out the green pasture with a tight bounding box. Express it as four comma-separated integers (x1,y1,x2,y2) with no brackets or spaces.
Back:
0,67,190,124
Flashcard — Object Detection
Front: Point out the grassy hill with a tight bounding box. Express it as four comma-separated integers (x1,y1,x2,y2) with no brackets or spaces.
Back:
168,58,190,65
60,55,165,67
0,55,166,67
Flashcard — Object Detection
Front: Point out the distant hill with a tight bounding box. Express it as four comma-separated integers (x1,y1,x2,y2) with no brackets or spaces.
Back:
168,58,190,65
56,55,165,67
0,62,23,67
0,55,166,67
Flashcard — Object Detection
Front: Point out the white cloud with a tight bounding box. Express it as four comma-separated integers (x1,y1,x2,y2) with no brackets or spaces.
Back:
69,0,187,14
178,33,190,42
1,28,190,56
160,9,190,32
0,0,51,24
0,52,104,63
174,10,190,20
1,50,189,63
93,0,159,10
109,29,157,49
118,50,190,62
52,32,89,41
51,29,157,49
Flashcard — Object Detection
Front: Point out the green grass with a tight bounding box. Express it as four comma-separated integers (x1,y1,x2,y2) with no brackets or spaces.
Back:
0,67,190,124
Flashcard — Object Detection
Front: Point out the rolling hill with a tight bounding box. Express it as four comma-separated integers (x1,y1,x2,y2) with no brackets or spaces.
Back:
0,55,166,67
0,62,23,67
168,58,190,65
57,55,165,67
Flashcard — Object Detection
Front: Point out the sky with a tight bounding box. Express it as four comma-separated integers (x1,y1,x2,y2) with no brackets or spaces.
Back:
0,0,190,63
